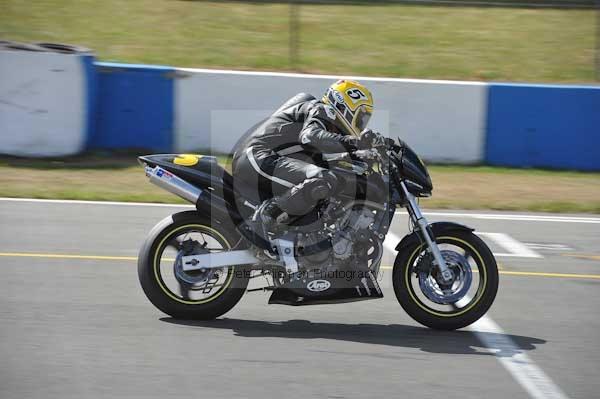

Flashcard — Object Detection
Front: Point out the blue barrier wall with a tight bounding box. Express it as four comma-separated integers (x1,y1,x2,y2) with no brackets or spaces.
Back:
90,62,174,151
7,55,595,170
486,83,600,171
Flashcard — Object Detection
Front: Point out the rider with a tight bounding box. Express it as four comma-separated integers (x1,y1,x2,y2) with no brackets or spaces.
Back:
232,80,384,236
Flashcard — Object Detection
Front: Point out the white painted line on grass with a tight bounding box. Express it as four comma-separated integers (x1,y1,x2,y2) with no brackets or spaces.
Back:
383,232,570,399
477,232,543,259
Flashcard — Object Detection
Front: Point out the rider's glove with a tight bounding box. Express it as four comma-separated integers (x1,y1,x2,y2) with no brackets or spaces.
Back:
353,149,379,161
358,129,394,149
358,129,376,149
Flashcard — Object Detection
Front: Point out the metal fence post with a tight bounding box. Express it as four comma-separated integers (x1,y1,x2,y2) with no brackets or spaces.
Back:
289,1,300,70
596,0,600,80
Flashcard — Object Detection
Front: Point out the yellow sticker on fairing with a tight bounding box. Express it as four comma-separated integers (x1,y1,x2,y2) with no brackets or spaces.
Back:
173,154,202,166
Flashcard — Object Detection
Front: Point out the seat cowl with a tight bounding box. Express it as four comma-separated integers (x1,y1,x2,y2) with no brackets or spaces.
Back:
138,154,231,191
138,154,217,168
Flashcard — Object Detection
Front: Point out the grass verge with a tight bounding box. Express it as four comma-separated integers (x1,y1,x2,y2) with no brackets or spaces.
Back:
1,0,596,82
1,155,599,213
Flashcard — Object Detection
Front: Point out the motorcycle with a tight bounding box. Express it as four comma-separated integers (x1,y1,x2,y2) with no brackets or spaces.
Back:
137,139,498,330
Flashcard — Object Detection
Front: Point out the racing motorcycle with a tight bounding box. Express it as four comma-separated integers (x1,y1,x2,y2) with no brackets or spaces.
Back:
137,140,498,330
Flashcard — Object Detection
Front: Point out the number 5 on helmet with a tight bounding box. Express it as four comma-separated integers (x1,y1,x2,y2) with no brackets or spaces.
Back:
323,80,374,137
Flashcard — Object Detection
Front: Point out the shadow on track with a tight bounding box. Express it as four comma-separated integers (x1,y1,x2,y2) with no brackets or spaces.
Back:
160,317,546,357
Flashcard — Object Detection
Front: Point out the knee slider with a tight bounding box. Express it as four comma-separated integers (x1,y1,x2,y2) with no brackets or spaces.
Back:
304,177,334,201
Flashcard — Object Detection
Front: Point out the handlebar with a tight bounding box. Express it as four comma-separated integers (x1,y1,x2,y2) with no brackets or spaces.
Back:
322,138,402,175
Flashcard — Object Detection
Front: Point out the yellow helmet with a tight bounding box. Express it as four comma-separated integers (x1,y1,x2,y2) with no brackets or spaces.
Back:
323,79,374,136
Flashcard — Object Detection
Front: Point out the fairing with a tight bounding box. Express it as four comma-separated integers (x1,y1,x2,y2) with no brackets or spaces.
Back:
398,144,433,195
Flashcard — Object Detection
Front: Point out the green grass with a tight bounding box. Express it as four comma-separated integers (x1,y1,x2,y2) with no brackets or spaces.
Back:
1,155,599,213
424,165,600,213
1,0,596,82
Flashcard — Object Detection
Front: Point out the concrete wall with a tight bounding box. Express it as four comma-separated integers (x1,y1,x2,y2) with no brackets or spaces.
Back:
175,68,487,163
0,50,94,156
2,58,599,170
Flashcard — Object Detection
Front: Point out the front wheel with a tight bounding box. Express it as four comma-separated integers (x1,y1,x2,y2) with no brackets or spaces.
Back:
138,211,250,320
393,230,499,330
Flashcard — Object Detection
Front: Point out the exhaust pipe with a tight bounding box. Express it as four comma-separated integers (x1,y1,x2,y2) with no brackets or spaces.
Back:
145,165,201,203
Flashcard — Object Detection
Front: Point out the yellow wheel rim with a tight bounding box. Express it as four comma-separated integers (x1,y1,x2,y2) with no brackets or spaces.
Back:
404,236,488,318
153,224,235,305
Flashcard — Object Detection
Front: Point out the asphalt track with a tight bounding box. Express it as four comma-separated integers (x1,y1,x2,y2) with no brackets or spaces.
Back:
1,198,599,399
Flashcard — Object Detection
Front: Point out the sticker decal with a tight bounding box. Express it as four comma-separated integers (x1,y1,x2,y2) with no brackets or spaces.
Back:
307,280,331,292
346,88,368,104
156,169,173,179
333,91,345,104
324,105,337,120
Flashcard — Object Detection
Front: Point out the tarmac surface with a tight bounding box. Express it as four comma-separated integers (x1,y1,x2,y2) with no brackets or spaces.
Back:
1,198,599,399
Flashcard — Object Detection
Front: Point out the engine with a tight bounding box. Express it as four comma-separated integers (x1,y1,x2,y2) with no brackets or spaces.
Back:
296,205,378,271
332,207,376,260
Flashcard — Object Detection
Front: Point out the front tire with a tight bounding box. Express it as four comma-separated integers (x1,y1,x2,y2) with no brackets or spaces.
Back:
393,230,499,330
138,211,249,320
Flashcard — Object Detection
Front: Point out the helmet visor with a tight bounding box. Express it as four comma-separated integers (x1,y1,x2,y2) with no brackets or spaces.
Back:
355,106,372,132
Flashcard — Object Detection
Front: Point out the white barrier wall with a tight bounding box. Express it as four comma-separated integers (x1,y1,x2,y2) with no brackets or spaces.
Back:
0,50,89,156
175,68,487,163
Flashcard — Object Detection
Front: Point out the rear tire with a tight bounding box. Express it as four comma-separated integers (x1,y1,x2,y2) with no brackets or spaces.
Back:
393,231,499,330
138,211,249,320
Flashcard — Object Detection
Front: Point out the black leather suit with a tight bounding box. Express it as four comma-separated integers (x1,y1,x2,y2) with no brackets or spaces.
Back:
231,93,359,217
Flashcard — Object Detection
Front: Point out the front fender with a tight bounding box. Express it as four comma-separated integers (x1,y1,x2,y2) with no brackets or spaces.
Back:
394,222,474,252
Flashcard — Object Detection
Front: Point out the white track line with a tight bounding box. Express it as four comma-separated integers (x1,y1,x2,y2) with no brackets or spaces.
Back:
383,232,570,399
468,317,569,399
0,197,192,208
2,198,599,224
477,232,543,259
401,211,600,224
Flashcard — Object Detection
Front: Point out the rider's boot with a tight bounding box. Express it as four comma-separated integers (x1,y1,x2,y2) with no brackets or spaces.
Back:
252,198,288,239
253,172,338,240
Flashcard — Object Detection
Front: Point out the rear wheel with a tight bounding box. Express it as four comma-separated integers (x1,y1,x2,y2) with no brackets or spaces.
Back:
393,231,499,330
138,211,249,319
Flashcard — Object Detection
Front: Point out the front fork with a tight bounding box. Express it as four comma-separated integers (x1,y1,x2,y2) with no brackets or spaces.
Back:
400,182,454,283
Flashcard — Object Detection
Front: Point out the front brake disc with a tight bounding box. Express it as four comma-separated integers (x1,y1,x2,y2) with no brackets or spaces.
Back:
417,250,473,305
